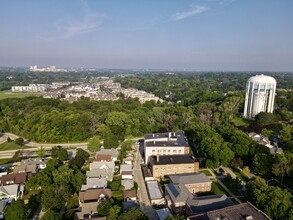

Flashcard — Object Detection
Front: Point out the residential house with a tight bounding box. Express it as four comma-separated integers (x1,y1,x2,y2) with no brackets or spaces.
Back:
0,184,23,201
90,161,115,171
149,155,199,179
86,169,114,181
0,172,32,186
188,202,271,220
144,131,190,164
146,181,165,205
13,164,38,174
81,177,107,191
96,149,118,162
21,158,46,170
121,179,134,190
120,164,133,174
95,154,112,162
77,188,112,220
123,189,137,203
123,155,133,165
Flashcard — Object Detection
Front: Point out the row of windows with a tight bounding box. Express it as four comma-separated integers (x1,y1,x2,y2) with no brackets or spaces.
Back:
154,166,193,170
151,149,182,153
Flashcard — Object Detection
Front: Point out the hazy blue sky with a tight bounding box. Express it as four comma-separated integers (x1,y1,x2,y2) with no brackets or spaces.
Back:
0,0,293,71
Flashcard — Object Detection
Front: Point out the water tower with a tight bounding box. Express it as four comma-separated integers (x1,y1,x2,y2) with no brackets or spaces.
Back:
243,74,276,119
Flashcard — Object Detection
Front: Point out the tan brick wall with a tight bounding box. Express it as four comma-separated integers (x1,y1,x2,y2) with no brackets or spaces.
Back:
152,162,199,178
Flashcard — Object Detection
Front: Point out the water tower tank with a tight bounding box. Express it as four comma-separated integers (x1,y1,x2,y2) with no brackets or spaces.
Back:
243,74,276,119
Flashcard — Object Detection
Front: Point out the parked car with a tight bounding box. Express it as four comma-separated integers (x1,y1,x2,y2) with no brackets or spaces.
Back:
219,168,226,175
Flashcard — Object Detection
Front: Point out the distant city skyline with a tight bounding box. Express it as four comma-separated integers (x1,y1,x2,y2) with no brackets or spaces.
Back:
0,0,293,71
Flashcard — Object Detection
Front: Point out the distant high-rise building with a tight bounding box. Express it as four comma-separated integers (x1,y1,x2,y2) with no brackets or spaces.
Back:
243,74,276,119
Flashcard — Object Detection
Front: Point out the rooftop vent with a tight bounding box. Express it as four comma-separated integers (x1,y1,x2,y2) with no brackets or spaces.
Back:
245,216,253,220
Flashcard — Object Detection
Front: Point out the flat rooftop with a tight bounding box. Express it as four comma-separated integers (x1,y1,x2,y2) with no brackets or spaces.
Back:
144,131,189,147
150,155,196,165
146,181,163,200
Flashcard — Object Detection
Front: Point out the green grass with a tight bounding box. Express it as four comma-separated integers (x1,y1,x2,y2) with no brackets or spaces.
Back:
0,90,38,100
0,141,32,151
212,181,231,196
230,117,251,127
200,170,213,176
0,158,12,165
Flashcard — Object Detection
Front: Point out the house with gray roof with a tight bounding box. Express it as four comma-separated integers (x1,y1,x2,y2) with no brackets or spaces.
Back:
0,184,23,202
121,179,134,190
89,161,115,171
81,177,107,191
86,169,114,181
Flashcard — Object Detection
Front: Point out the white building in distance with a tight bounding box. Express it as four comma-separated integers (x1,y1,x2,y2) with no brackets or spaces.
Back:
243,74,276,119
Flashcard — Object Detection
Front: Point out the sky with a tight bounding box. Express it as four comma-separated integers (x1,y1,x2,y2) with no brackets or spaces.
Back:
0,0,293,71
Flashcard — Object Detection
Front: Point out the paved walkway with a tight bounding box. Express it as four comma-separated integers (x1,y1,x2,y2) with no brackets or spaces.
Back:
133,142,156,219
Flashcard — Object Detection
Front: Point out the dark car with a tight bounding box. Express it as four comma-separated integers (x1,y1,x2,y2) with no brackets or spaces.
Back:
219,168,226,175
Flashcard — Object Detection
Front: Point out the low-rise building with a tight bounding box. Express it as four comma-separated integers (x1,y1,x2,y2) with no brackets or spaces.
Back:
86,169,114,181
146,181,165,205
96,149,118,162
121,171,133,180
121,179,134,190
165,173,213,214
81,177,107,191
144,131,190,164
188,202,271,220
0,184,23,201
149,155,199,179
13,164,38,174
123,189,137,203
0,172,32,186
77,188,112,220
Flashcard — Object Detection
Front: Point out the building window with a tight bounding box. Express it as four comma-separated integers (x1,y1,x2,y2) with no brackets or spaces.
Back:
173,150,177,153
178,149,181,153
163,150,166,153
152,150,155,153
168,150,171,152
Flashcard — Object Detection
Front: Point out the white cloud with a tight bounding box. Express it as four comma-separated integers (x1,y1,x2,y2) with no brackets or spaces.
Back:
172,5,208,21
39,12,107,40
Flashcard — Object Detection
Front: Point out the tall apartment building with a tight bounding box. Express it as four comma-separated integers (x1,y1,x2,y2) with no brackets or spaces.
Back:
144,131,190,164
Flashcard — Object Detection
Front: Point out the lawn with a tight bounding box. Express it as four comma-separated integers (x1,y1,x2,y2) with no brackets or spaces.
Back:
0,141,32,151
230,117,251,127
0,90,38,100
199,170,213,176
212,181,231,196
0,158,12,165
